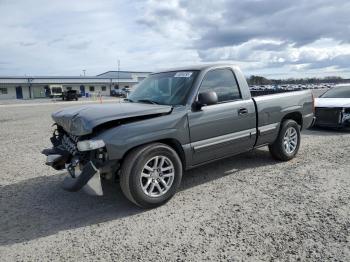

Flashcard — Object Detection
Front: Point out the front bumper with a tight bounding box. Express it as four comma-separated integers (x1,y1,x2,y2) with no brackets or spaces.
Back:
44,152,104,196
61,161,103,196
315,107,350,128
43,125,109,196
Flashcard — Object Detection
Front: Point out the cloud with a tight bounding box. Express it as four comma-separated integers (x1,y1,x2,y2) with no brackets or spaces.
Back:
47,38,65,46
302,54,350,70
68,41,91,50
0,0,350,78
188,0,350,48
140,0,350,77
19,42,36,47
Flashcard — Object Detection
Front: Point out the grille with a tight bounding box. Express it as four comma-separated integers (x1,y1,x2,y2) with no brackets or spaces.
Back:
315,108,341,126
62,133,79,155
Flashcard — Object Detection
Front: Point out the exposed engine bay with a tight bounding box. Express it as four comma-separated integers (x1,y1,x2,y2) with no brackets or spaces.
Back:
42,124,118,196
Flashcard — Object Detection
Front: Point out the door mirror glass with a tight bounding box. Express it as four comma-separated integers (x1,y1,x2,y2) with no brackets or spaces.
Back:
197,91,218,108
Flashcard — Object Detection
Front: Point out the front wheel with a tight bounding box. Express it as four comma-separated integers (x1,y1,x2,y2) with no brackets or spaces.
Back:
269,120,301,161
120,143,183,208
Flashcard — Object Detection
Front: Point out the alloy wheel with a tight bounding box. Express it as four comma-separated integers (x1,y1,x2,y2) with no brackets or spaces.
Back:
140,156,175,197
283,126,298,154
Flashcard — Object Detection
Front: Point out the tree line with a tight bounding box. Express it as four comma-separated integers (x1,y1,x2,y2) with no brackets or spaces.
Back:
247,75,350,85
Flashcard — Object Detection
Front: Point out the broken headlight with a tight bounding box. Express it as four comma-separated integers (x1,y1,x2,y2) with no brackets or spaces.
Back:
343,108,350,123
77,139,105,151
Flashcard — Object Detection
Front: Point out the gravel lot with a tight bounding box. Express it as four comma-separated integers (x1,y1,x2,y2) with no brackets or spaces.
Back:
0,101,349,261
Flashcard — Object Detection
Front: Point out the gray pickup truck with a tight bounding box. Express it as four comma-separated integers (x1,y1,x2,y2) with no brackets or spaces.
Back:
42,64,315,208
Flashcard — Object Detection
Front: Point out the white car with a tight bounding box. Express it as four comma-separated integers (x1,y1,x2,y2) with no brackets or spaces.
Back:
314,84,350,128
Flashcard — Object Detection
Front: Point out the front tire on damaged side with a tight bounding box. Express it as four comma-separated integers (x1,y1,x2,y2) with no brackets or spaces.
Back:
120,143,183,208
269,119,301,161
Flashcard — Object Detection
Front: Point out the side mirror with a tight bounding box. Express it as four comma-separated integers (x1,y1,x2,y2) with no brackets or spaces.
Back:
194,91,218,110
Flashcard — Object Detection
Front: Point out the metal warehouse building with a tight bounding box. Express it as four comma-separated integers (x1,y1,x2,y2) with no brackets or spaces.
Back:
0,71,150,99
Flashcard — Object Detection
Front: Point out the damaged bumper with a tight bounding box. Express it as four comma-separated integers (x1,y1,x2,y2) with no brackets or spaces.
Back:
44,152,104,196
43,126,107,196
62,161,103,196
315,107,350,128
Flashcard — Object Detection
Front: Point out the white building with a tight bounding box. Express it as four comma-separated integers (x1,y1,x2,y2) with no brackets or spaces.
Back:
0,71,150,99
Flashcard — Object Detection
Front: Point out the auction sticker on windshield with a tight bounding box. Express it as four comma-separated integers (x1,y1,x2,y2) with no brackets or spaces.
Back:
174,72,193,78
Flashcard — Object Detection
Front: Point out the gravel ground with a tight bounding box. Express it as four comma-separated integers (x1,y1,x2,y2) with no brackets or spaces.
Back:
0,102,349,261
0,96,122,106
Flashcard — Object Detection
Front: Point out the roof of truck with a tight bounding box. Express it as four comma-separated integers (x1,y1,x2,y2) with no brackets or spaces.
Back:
153,63,238,74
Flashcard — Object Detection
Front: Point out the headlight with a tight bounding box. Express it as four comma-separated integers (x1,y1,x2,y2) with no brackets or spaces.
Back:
77,139,105,151
70,117,85,135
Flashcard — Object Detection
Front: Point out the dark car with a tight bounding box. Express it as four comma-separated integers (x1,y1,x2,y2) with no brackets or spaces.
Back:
62,90,79,101
122,87,132,93
111,89,127,97
43,64,314,208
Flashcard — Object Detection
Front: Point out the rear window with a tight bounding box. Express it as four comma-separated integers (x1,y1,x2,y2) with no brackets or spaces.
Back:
321,85,350,98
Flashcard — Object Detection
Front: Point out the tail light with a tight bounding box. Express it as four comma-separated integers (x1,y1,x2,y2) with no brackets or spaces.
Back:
311,93,315,113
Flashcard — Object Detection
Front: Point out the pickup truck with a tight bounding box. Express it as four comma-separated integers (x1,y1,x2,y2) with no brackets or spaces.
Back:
42,64,315,208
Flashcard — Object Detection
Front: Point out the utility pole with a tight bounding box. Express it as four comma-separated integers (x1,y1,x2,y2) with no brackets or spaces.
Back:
117,60,120,89
28,77,33,99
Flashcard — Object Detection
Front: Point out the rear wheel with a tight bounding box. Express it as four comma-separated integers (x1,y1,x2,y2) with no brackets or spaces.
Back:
269,120,300,161
120,143,183,208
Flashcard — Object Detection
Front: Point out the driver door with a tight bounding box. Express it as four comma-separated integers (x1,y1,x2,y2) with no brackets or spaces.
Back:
188,68,256,165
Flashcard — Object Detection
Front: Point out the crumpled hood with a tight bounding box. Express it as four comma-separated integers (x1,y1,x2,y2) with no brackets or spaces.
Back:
52,102,172,136
315,98,350,108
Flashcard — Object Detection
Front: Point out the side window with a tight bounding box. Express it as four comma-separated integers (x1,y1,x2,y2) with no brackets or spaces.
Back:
199,69,241,103
0,87,8,94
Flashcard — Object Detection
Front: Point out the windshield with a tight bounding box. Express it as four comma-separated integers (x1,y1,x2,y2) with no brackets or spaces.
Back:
128,71,199,105
321,85,350,98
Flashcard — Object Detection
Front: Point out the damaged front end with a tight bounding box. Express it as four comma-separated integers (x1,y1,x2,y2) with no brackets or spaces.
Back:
42,125,117,196
342,108,350,127
315,107,350,128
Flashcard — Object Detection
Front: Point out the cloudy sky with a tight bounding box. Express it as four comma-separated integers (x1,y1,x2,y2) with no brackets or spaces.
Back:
1,0,350,78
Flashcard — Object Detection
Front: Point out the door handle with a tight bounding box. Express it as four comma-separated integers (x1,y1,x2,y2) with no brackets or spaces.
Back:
238,108,248,115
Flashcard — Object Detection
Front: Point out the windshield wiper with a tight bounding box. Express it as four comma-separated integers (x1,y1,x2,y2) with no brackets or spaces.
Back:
136,99,160,105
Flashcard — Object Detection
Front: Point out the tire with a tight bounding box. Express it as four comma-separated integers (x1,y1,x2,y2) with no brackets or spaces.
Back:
120,143,183,208
268,120,301,161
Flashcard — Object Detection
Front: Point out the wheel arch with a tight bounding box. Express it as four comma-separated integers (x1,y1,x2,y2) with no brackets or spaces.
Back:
121,138,186,170
281,111,303,129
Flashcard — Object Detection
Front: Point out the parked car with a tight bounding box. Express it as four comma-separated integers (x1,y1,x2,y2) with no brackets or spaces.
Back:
111,89,127,97
122,87,132,93
314,84,350,128
42,64,315,208
62,90,79,101
49,85,63,99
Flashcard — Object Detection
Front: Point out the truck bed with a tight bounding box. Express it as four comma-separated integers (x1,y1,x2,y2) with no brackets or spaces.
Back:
252,90,314,147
